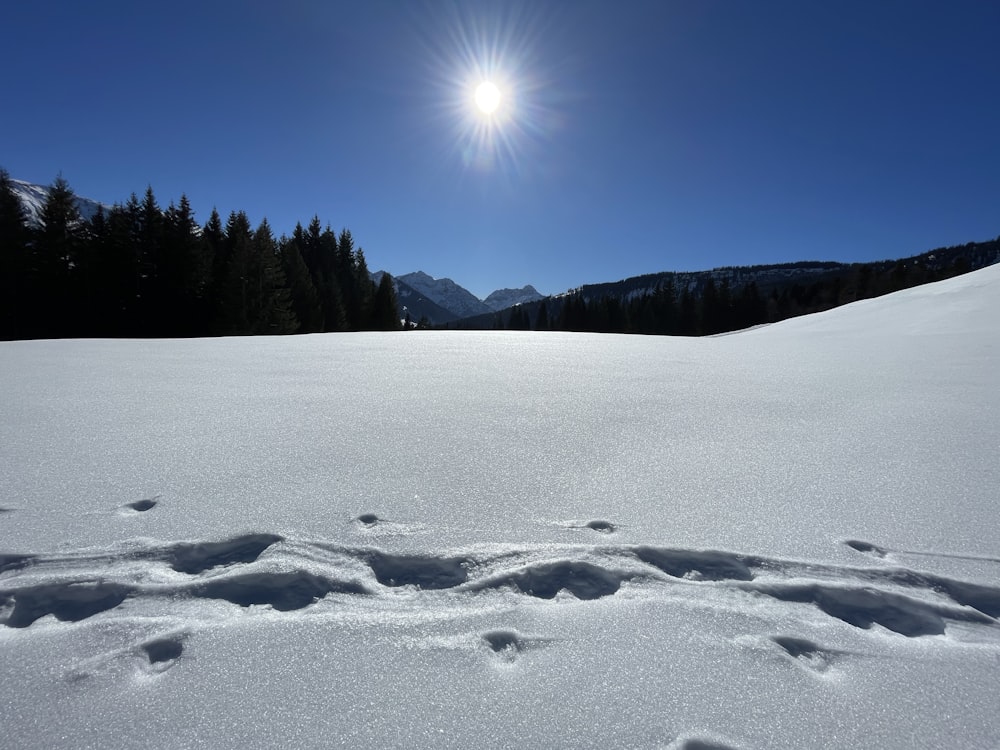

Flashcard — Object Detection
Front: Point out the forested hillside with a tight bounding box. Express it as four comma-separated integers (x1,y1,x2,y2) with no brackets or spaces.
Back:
454,241,1000,335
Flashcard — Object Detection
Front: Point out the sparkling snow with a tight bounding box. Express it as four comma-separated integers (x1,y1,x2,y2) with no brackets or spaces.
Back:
1,265,998,749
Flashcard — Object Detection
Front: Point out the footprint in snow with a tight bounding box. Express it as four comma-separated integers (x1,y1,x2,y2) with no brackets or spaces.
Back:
585,520,617,534
844,539,888,558
553,519,619,534
666,735,742,750
770,635,840,674
141,634,185,669
119,496,160,515
481,630,548,663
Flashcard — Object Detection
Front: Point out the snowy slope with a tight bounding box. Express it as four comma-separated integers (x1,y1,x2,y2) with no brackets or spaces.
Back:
11,178,107,225
1,265,999,749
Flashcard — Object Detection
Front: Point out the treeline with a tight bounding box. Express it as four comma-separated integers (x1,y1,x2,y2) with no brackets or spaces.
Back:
0,171,400,340
487,244,996,335
492,278,770,334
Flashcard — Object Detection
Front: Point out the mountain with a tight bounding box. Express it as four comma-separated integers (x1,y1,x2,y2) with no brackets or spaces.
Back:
10,178,107,226
483,285,544,311
396,272,493,320
391,273,543,320
371,271,460,326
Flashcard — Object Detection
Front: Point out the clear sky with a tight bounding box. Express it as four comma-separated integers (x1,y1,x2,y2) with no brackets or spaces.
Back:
3,1,998,299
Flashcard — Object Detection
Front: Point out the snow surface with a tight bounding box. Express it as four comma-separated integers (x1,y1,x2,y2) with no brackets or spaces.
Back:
1,265,999,749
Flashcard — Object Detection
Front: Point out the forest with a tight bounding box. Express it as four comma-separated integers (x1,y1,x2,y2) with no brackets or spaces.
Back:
2,170,997,341
0,171,399,340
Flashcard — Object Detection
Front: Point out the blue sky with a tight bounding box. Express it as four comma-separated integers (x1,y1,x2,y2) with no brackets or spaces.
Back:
3,1,998,299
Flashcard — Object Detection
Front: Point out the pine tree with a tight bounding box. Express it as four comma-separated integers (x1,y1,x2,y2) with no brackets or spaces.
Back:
0,169,29,339
163,195,211,335
204,208,227,326
535,300,550,331
31,175,83,337
134,186,167,331
336,228,362,328
700,278,720,334
370,272,400,330
279,233,323,333
104,197,144,334
203,208,224,276
655,276,678,334
353,246,376,329
508,305,530,330
214,211,255,334
250,219,298,334
78,204,107,333
678,286,697,335
300,218,346,331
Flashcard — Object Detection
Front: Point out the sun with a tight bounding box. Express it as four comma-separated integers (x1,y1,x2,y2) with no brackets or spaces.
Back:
474,81,501,114
407,1,569,175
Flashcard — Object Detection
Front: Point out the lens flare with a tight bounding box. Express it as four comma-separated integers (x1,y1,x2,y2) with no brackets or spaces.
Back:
404,2,573,178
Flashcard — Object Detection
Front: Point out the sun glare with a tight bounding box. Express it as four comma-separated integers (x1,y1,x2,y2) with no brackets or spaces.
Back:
409,2,567,176
474,81,501,114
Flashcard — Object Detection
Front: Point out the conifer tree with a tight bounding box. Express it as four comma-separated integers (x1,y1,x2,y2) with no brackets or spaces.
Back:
214,211,254,334
353,246,376,329
136,186,166,331
678,286,697,335
299,218,346,331
0,169,29,339
250,219,298,334
535,300,550,331
336,228,361,327
32,175,83,337
278,233,323,333
204,207,226,324
370,272,400,330
164,195,210,335
104,197,144,334
656,276,678,334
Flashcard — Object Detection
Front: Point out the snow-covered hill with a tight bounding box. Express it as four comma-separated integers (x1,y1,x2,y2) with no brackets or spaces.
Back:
2,265,999,748
10,178,107,226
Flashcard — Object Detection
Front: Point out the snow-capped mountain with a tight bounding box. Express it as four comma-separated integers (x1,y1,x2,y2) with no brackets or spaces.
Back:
397,272,494,319
10,179,107,226
483,285,545,311
371,271,460,326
